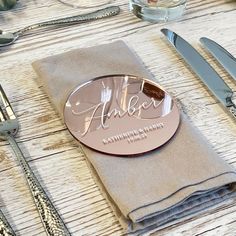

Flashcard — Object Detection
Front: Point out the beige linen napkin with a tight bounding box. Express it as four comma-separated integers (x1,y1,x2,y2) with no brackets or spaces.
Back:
32,41,236,235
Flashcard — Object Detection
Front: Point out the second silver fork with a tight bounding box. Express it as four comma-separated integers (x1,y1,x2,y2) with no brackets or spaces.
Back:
0,85,71,236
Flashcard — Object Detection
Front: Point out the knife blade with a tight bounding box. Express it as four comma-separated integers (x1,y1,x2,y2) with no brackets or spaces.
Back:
200,37,236,82
161,28,236,119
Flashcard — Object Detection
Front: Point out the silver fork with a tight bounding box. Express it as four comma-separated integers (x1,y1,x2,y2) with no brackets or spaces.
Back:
0,85,71,236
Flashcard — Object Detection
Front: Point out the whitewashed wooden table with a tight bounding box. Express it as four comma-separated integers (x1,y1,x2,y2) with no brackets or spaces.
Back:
0,0,236,235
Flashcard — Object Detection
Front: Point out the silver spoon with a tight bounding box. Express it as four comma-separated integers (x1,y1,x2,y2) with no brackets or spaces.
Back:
0,6,120,47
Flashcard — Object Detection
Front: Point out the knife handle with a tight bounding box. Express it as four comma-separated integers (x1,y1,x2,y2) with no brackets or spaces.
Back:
228,106,236,119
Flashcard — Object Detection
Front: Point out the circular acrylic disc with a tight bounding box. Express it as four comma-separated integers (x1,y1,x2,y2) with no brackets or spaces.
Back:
64,75,180,156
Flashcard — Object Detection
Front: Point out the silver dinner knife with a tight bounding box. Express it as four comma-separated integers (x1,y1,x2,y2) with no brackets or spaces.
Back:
161,28,236,119
200,37,236,81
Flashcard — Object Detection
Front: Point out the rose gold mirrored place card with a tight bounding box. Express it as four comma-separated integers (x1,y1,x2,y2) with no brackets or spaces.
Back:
32,41,236,235
64,75,180,156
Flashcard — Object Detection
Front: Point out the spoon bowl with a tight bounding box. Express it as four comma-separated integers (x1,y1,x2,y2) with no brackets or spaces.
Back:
0,31,17,46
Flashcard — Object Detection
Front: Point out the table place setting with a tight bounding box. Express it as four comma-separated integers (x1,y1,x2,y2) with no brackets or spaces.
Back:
31,38,236,235
0,1,236,236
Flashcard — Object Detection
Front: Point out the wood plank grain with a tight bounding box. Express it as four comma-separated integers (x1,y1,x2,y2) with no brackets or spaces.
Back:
0,0,236,235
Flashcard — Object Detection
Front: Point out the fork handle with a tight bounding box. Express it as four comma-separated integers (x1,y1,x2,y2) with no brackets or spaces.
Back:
15,6,120,36
0,209,16,236
6,134,71,236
